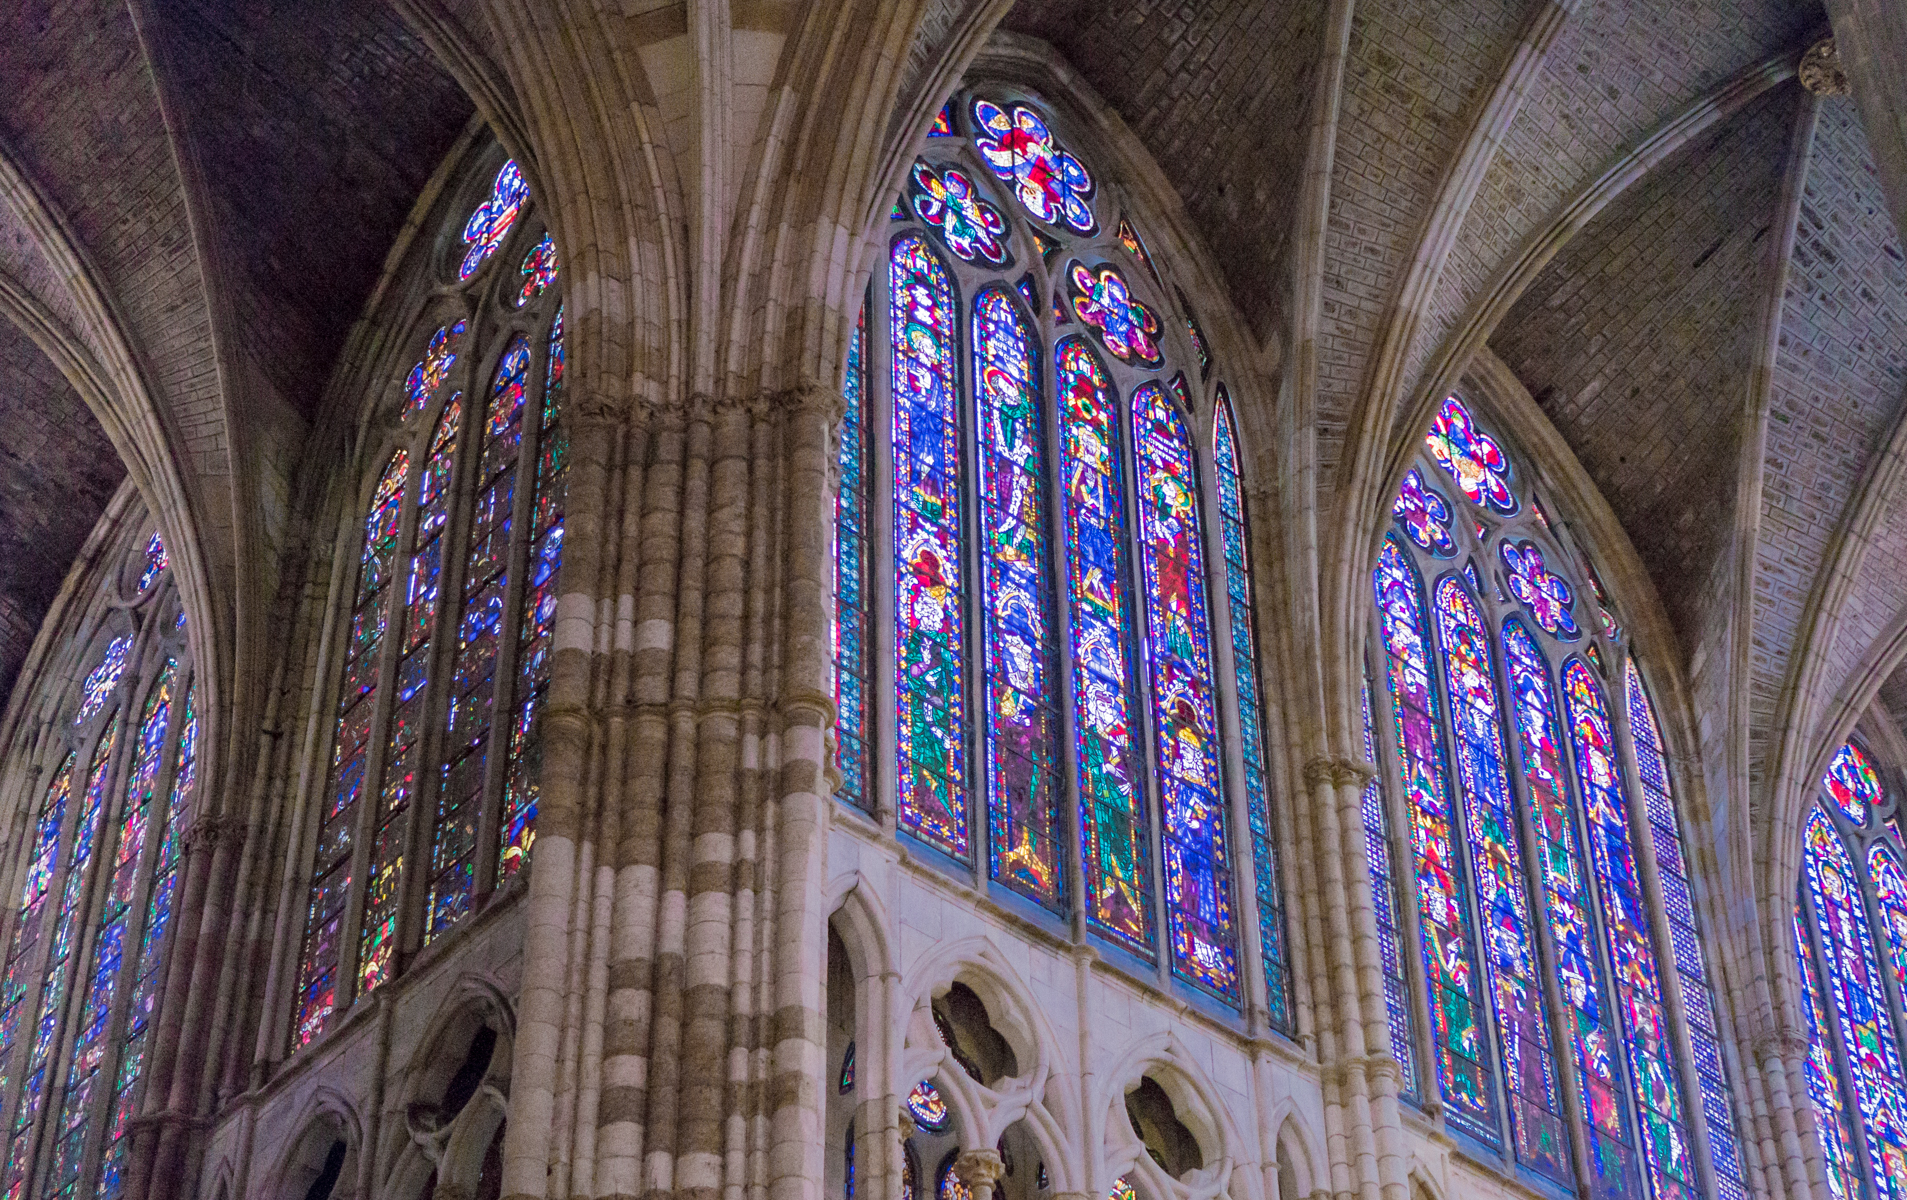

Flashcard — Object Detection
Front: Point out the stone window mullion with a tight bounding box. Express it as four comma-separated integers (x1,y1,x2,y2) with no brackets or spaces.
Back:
334,440,431,1017
1606,646,1723,1200
473,299,560,905
73,657,191,1200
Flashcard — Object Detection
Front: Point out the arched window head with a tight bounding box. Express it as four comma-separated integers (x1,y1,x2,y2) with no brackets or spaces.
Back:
291,145,566,1051
1369,391,1747,1198
830,84,1292,1026
0,517,198,1200
1797,741,1907,1200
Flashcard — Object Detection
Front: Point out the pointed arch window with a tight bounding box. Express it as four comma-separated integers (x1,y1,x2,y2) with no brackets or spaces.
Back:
290,151,566,1050
1796,739,1907,1200
1369,391,1748,1198
0,523,199,1200
830,88,1290,1022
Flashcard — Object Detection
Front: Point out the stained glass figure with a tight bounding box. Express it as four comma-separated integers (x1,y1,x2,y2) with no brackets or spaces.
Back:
1373,539,1499,1143
1806,809,1907,1200
460,160,530,280
1426,395,1517,516
294,450,409,1047
517,233,561,306
891,234,971,860
938,1151,972,1200
501,307,566,881
970,99,1097,235
407,320,468,416
98,683,195,1200
928,101,955,137
48,664,173,1196
1433,582,1569,1180
1361,678,1418,1101
5,720,116,1198
1215,389,1290,1028
1133,383,1238,999
907,1081,951,1133
1059,339,1152,953
77,637,131,724
911,160,1011,266
430,337,531,941
834,304,872,813
1826,741,1882,826
1563,660,1698,1200
1069,263,1162,367
974,289,1061,907
137,533,168,592
1797,904,1864,1200
1500,540,1579,640
1625,660,1747,1200
1393,467,1456,557
1501,621,1640,1200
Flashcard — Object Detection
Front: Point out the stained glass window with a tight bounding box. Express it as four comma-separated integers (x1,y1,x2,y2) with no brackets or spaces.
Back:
1133,384,1237,1000
1798,904,1863,1200
974,288,1060,906
1215,390,1290,1029
907,1081,950,1133
1805,809,1907,1200
293,150,562,1050
833,303,872,813
1801,745,1907,1200
1626,662,1747,1200
1370,386,1752,1197
1827,741,1882,826
1433,580,1569,1180
136,535,167,593
891,232,970,860
76,639,131,725
856,91,1289,1018
6,718,117,1196
1502,621,1640,1200
460,160,529,279
1361,677,1418,1101
1373,540,1499,1144
1060,339,1151,953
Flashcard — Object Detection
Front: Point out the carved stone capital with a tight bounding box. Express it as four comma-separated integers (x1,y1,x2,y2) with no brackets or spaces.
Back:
184,815,248,852
898,1106,917,1142
1799,37,1848,96
954,1148,1006,1192
571,390,628,430
1752,1030,1808,1065
1302,756,1337,788
779,379,848,425
1335,759,1377,789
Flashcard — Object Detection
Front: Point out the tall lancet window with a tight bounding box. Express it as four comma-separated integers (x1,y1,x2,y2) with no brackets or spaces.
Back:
1370,392,1747,1199
290,151,566,1051
1796,739,1907,1200
829,87,1291,1022
0,525,199,1200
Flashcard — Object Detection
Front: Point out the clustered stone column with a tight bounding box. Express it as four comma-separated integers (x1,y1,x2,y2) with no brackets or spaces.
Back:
498,382,843,1200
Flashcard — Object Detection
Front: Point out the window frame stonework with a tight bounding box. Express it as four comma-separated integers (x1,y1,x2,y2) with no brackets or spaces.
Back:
1366,388,1748,1200
285,143,566,1055
830,84,1293,1031
0,518,199,1200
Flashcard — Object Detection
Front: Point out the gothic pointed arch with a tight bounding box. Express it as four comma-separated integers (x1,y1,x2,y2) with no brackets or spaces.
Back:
1367,386,1749,1199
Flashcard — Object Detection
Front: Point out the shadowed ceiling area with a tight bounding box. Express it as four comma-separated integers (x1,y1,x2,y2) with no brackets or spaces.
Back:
0,324,121,700
1001,0,1326,345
